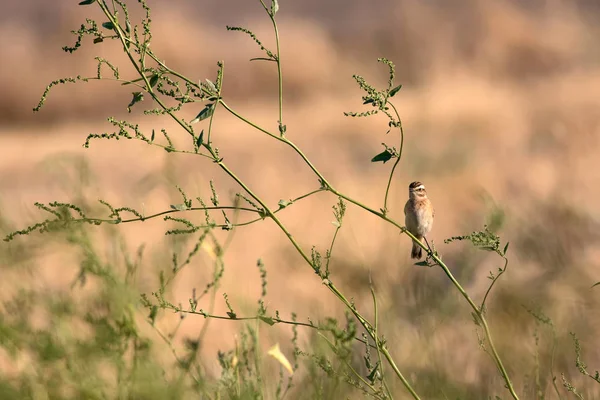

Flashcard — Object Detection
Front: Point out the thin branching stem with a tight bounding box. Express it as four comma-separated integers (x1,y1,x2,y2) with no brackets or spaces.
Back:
481,256,508,311
175,307,377,349
383,102,404,214
151,324,202,385
48,3,518,399
317,332,383,398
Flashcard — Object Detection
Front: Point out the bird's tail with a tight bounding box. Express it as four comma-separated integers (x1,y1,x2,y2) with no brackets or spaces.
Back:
411,238,423,259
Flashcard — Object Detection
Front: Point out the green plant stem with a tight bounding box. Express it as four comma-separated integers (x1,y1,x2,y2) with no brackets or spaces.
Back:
371,285,393,399
324,224,341,278
327,281,420,399
481,255,508,310
317,332,383,398
206,63,222,145
273,13,283,129
152,325,202,385
382,102,404,214
258,0,283,128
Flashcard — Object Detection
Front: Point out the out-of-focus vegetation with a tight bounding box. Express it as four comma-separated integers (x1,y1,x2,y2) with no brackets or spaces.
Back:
1,0,600,399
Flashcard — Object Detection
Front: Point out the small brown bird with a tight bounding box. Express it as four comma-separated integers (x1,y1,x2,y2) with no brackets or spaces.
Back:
404,181,434,259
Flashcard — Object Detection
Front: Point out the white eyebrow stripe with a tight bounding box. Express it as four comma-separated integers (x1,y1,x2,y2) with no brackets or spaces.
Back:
412,185,425,190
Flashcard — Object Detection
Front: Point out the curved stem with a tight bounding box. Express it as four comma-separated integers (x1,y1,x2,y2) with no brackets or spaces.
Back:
481,256,508,311
273,17,283,128
383,158,401,214
383,102,404,213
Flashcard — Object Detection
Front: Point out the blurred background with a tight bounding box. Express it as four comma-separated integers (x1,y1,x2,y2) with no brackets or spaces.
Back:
1,0,600,398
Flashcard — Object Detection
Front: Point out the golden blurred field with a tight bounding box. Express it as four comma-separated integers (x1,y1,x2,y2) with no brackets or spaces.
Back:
1,1,600,398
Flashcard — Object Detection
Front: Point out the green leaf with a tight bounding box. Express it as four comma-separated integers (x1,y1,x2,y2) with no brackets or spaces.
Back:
259,316,276,326
388,84,402,97
148,306,158,325
366,362,380,384
190,103,215,124
127,92,143,112
414,261,429,267
479,246,498,252
471,311,481,326
196,130,204,149
102,21,115,30
78,0,96,4
93,37,104,44
371,149,393,163
149,74,159,88
226,312,237,319
503,242,510,255
170,204,188,211
278,199,292,209
150,129,155,143
205,79,217,93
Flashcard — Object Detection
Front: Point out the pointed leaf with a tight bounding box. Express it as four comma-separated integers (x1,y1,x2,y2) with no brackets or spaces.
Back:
367,362,380,384
148,305,158,325
78,0,96,4
205,79,217,92
150,129,155,143
149,74,159,88
190,103,215,124
479,246,498,252
278,199,292,209
196,130,204,149
127,92,143,112
371,150,393,163
226,311,237,319
414,261,429,267
170,204,188,211
388,85,402,97
503,242,510,255
102,21,115,30
259,316,276,326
